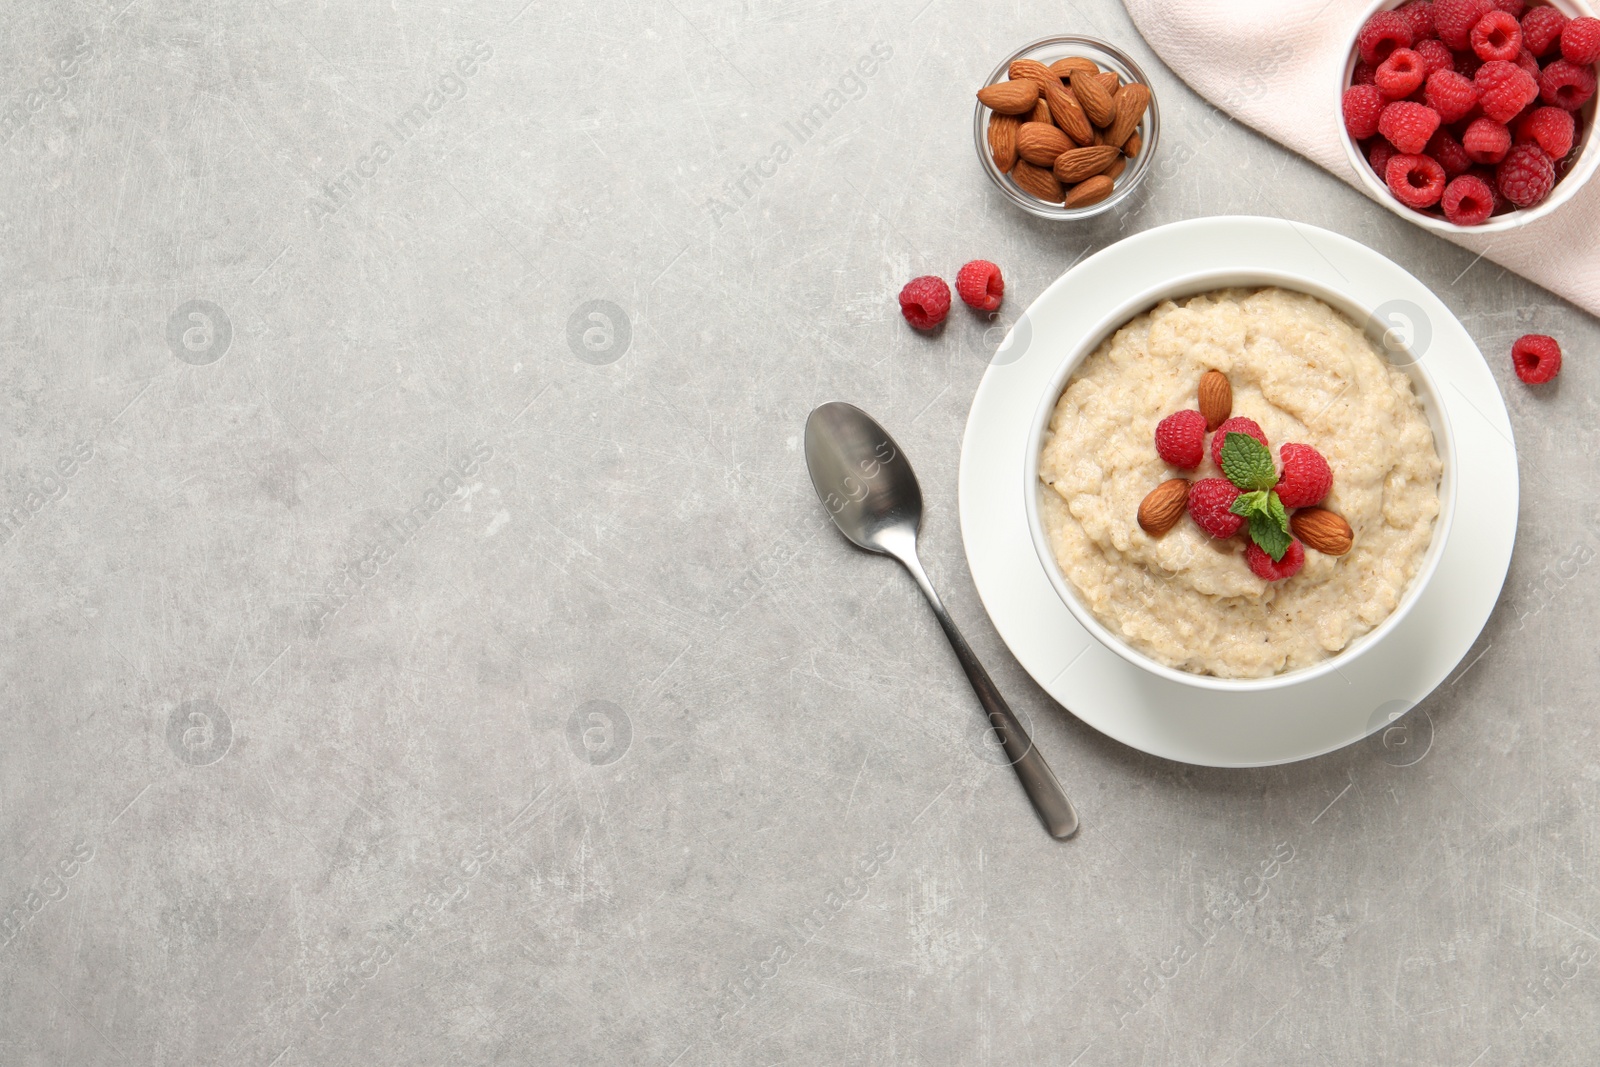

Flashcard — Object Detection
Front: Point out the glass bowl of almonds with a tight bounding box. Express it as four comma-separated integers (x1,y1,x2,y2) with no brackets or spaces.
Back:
973,35,1160,219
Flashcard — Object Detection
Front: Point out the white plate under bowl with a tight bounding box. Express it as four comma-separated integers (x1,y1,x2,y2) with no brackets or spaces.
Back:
958,216,1518,767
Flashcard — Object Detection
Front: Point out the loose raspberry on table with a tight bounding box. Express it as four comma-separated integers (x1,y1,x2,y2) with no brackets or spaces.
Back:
1462,116,1513,162
1540,59,1598,110
1471,9,1524,60
1476,59,1540,121
955,260,1004,312
1246,540,1306,582
1436,0,1494,49
1359,10,1417,64
1368,138,1399,176
1424,69,1481,122
1155,409,1208,469
1209,416,1268,468
1377,48,1429,97
1414,38,1457,75
1343,85,1387,139
1188,477,1245,539
1560,15,1600,64
1427,129,1473,175
897,276,950,330
1276,444,1334,508
1522,5,1569,56
1442,173,1496,223
1492,0,1526,17
1516,105,1576,159
1378,100,1442,152
1387,153,1449,207
1497,142,1555,206
1511,333,1561,383
1353,60,1379,86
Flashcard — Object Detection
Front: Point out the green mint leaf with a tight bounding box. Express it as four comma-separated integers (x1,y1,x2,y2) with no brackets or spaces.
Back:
1248,510,1292,562
1229,489,1269,519
1219,432,1276,492
1265,491,1289,536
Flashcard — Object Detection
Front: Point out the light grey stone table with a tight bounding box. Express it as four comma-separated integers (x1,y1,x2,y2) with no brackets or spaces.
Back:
2,1,1598,1063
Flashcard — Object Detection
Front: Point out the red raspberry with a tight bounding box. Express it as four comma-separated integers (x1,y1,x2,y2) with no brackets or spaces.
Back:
1514,46,1542,78
1154,409,1207,469
1209,416,1268,468
1343,85,1387,139
1462,116,1512,162
898,276,950,330
1353,60,1379,86
1454,50,1485,78
955,260,1004,311
1426,129,1473,176
1522,5,1569,56
1359,11,1416,64
1539,59,1598,110
1369,138,1398,176
1516,105,1576,159
1471,9,1524,60
1400,0,1437,40
1496,142,1555,206
1246,540,1306,582
1436,0,1494,49
1492,0,1526,17
1387,152,1449,207
1275,443,1333,508
1413,38,1456,75
1377,48,1429,97
1378,100,1442,152
1476,59,1540,121
1561,15,1600,64
1511,333,1561,383
1424,69,1482,122
1442,173,1496,223
1470,164,1517,213
1187,477,1245,539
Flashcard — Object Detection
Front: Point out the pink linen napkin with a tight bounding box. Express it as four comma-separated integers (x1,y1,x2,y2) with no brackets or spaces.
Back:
1123,0,1600,315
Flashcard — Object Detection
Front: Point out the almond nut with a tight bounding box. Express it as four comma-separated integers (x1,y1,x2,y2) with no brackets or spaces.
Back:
1043,81,1093,145
1198,370,1232,430
1050,56,1100,79
977,79,1040,115
1053,145,1121,184
1107,83,1150,148
1290,508,1354,556
1103,155,1127,180
1016,122,1073,166
1011,159,1064,202
1096,70,1120,96
1031,98,1051,124
1008,58,1059,94
1138,479,1190,536
987,114,1020,172
1070,68,1116,128
1064,174,1114,208
1123,131,1142,157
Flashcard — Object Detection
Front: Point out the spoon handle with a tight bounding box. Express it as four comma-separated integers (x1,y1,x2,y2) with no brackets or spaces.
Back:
900,552,1079,840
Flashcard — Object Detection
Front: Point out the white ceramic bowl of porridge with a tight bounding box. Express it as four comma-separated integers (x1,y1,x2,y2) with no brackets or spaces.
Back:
1023,271,1458,693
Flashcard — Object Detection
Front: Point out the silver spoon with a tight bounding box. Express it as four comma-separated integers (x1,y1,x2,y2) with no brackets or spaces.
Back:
803,401,1079,840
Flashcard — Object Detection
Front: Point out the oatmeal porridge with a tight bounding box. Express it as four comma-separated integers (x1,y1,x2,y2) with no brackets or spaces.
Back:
1038,287,1442,678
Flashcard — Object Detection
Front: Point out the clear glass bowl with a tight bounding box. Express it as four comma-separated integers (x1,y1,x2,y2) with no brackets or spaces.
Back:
972,35,1161,220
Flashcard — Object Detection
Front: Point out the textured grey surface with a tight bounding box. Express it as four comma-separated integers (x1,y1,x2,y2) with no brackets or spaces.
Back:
2,1,1598,1064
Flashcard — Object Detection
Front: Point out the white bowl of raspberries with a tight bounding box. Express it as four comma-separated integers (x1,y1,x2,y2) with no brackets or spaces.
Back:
1339,0,1600,230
